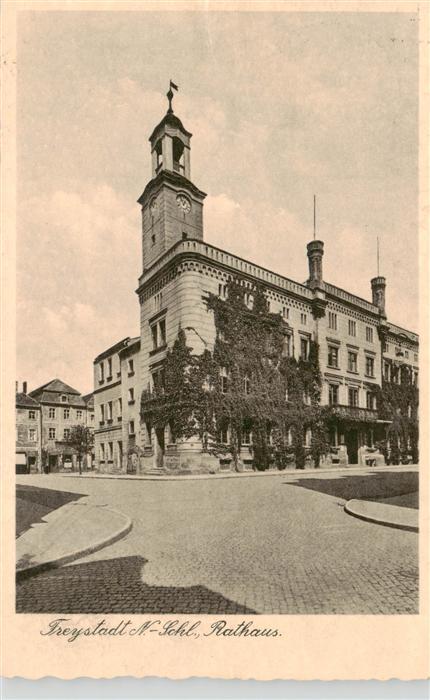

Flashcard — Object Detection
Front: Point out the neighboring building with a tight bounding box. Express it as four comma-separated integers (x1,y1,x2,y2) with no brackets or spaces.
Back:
17,379,95,472
93,337,141,473
93,91,419,474
15,382,42,473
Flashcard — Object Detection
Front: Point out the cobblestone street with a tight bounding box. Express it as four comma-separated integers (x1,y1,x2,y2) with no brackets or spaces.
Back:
16,469,419,614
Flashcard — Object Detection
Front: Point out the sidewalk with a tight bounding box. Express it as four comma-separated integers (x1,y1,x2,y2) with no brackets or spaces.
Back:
16,496,132,579
54,463,418,482
344,498,418,532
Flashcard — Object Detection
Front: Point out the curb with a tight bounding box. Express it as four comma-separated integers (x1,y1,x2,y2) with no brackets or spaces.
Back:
344,499,418,533
53,464,418,483
16,507,133,581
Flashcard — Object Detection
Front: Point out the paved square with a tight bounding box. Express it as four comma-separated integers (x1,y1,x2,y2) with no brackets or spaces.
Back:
16,469,419,614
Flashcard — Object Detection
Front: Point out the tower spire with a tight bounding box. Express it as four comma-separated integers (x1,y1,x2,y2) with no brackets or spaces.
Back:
166,80,178,114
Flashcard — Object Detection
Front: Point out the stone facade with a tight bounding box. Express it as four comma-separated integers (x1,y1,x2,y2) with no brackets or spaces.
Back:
15,383,42,473
93,98,419,475
93,337,141,473
20,379,95,473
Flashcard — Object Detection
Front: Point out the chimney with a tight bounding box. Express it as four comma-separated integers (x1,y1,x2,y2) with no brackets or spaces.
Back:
23,381,27,394
371,276,386,317
307,240,324,289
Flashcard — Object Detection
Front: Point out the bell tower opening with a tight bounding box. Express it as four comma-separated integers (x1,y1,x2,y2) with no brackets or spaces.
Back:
138,83,206,272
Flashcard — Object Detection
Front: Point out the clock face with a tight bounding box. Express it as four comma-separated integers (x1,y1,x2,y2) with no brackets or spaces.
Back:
176,193,191,213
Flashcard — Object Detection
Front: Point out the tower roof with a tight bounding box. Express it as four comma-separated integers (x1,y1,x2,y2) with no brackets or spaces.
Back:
149,112,192,143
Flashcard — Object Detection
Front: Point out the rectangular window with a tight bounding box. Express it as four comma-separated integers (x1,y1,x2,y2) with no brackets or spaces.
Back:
404,350,409,358
100,404,105,423
327,346,339,368
63,408,70,419
348,387,359,407
152,368,165,392
128,388,135,404
129,420,135,436
218,283,227,299
348,320,357,337
100,443,105,462
151,324,158,350
99,362,104,382
48,427,56,439
328,311,337,330
154,291,163,310
107,401,113,420
28,410,36,420
118,398,122,417
301,313,307,325
108,442,113,461
366,392,376,410
348,351,358,373
220,367,228,394
242,428,252,445
29,428,36,442
282,307,289,320
48,407,56,419
76,409,83,420
128,358,134,375
159,319,166,346
245,292,254,309
244,376,251,395
328,384,339,406
107,357,112,379
220,425,229,444
383,361,391,381
366,326,374,343
300,338,309,361
282,334,291,358
365,356,375,377
63,428,70,439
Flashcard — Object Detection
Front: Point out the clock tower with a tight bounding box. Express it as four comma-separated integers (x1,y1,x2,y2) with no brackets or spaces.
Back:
138,88,206,272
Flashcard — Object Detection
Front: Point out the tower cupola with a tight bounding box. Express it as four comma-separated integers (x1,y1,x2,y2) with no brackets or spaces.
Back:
149,84,192,180
138,83,206,272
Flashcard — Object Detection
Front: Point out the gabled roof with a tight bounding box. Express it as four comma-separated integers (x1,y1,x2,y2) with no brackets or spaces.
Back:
30,378,81,397
16,392,40,409
82,392,94,408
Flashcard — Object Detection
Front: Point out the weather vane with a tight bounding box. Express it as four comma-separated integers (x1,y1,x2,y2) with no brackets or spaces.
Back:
167,80,179,113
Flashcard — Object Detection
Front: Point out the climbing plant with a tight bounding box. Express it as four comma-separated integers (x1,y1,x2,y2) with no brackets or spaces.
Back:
376,364,419,463
141,276,330,470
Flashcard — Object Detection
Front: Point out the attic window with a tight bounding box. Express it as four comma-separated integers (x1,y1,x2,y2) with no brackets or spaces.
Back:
61,395,67,402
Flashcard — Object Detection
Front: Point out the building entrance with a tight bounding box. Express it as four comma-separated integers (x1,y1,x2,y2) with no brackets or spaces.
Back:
345,429,359,465
154,426,165,469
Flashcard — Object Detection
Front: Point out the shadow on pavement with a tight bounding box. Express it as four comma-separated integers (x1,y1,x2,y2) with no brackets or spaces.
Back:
286,470,419,503
16,555,257,615
16,485,87,538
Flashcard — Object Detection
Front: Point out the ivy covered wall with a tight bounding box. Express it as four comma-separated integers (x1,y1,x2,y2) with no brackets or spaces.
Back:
141,277,330,470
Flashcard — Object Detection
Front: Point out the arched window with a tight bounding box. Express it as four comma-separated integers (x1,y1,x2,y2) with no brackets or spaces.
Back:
172,137,185,175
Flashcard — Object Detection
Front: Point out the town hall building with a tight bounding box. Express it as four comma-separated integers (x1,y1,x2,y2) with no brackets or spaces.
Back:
93,89,419,475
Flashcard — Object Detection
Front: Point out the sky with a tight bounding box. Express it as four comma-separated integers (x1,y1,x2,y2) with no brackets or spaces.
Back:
16,9,419,394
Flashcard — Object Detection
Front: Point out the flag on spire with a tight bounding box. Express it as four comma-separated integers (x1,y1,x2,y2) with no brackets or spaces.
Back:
166,80,179,113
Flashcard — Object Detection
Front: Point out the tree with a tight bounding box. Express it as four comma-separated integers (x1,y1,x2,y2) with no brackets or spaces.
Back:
64,425,94,475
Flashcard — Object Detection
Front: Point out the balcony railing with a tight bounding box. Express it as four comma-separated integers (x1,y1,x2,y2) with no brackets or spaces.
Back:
329,404,379,423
